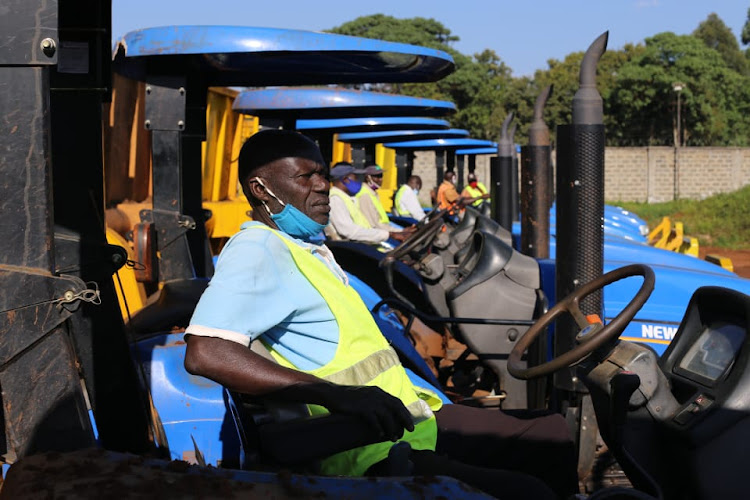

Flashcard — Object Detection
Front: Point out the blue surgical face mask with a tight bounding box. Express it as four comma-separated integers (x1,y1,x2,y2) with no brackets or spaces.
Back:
342,177,362,196
251,177,328,241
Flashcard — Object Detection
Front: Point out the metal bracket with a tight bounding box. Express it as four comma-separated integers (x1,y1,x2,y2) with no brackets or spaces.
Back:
139,209,196,281
144,76,187,131
140,209,195,248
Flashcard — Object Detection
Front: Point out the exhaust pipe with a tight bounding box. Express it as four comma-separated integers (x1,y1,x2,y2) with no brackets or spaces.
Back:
555,31,608,393
510,124,520,223
521,84,553,259
491,112,514,229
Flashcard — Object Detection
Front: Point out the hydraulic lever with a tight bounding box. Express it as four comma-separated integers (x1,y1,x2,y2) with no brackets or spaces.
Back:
609,371,662,500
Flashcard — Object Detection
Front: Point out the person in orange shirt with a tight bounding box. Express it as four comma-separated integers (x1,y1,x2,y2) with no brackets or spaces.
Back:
436,171,459,210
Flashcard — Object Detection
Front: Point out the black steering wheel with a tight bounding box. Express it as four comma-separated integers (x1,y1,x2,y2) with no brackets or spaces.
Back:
508,264,655,380
385,208,448,261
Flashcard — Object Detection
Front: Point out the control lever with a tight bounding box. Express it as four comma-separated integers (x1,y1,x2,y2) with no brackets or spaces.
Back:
610,371,641,445
609,372,663,500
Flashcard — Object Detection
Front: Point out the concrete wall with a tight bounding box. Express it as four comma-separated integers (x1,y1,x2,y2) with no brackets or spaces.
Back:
411,147,750,205
605,147,750,202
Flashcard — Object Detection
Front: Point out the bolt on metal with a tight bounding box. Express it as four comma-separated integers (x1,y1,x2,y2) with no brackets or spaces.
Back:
40,38,56,57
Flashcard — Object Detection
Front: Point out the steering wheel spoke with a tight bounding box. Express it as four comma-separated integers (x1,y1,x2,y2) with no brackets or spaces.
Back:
567,298,591,330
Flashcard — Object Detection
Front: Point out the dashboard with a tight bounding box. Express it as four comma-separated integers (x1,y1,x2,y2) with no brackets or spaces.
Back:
676,322,745,385
659,286,750,430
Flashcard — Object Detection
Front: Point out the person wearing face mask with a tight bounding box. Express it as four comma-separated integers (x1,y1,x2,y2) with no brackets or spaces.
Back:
461,173,490,208
393,175,426,222
354,164,394,231
326,163,408,244
436,171,459,210
183,130,578,500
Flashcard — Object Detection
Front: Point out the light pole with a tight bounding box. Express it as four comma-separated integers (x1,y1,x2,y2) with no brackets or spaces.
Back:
672,82,685,200
673,82,684,147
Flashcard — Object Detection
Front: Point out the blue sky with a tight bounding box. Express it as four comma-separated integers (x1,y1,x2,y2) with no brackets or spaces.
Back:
112,0,750,76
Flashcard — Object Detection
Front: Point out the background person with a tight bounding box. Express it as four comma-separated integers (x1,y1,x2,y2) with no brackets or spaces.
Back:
393,175,426,222
461,173,490,207
436,171,459,210
355,164,397,231
326,163,407,244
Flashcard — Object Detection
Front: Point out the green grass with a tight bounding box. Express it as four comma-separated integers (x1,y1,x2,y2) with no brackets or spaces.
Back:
611,185,750,250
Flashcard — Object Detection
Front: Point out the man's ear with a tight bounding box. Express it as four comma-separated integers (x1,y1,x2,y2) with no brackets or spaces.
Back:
246,178,270,204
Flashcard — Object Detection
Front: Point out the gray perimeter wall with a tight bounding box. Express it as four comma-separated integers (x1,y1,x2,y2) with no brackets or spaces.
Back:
411,147,750,205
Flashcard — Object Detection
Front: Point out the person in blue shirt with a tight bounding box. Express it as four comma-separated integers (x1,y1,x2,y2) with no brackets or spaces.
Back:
184,129,577,499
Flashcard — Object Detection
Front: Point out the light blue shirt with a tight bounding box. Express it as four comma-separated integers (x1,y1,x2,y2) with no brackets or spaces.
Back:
186,221,341,370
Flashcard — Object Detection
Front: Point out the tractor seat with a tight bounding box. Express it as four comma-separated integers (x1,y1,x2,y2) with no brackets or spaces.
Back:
128,278,209,335
448,231,540,301
473,215,512,247
448,206,479,246
448,231,513,300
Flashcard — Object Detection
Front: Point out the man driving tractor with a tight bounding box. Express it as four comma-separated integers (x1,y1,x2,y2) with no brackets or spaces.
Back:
184,130,577,499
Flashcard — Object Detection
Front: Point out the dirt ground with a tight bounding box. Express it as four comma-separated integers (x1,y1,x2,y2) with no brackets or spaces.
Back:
699,247,750,279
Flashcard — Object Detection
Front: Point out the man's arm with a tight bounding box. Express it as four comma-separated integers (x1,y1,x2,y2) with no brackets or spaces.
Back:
184,334,414,440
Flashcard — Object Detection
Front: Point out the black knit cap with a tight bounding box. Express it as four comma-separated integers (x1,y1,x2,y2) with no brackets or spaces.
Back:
238,129,326,184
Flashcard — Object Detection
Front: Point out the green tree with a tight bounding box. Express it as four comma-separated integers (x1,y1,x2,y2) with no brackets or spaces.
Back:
693,13,748,75
741,7,750,60
328,15,514,139
608,32,750,146
329,14,458,49
741,7,750,45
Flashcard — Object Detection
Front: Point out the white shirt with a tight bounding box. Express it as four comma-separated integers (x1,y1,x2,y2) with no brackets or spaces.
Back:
397,187,426,221
327,191,390,244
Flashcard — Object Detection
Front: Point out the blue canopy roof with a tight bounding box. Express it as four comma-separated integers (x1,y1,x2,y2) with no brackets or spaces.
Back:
233,88,456,119
337,128,469,144
384,138,497,150
112,26,454,86
455,147,498,155
296,117,450,132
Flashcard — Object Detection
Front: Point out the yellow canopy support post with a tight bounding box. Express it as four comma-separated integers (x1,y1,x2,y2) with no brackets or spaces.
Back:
376,144,396,211
203,88,240,202
332,134,352,165
202,89,258,241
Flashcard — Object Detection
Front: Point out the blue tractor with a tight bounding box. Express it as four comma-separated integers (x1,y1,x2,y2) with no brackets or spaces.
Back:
2,4,750,499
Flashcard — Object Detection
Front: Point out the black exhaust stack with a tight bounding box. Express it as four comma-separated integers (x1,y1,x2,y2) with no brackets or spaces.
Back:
491,113,515,230
435,149,445,186
521,85,553,259
555,32,608,393
511,141,519,223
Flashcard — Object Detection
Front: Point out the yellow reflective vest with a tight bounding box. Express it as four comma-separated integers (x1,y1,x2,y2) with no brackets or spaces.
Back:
330,186,371,228
463,182,489,207
393,184,410,216
249,225,442,476
355,185,390,224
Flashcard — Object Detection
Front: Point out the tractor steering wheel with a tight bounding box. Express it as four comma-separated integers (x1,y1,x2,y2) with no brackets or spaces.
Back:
508,264,655,380
385,209,447,261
